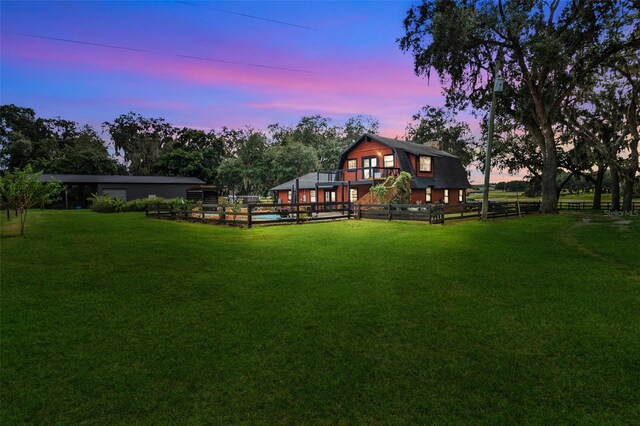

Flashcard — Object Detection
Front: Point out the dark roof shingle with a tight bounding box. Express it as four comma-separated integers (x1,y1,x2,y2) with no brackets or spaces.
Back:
38,174,205,185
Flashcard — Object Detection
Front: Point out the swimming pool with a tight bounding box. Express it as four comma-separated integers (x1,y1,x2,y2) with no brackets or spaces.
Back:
201,213,284,221
253,214,284,221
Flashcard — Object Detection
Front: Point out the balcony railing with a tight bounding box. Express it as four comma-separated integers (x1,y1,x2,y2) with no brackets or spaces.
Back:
317,167,400,183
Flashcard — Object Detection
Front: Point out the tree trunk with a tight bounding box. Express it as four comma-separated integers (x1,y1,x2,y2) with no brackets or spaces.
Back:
622,140,638,212
540,127,558,213
593,163,606,210
19,208,27,236
610,165,620,211
622,178,635,211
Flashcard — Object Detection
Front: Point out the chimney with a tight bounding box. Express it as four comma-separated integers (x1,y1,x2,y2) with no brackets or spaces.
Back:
424,140,444,150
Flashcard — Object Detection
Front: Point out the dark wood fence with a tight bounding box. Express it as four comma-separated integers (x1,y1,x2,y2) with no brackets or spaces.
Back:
146,200,635,227
146,202,353,228
557,201,639,211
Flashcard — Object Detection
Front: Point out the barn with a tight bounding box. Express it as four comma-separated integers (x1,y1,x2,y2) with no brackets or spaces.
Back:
39,174,206,208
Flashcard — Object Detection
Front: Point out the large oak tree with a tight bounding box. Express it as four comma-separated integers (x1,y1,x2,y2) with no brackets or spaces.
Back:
399,0,639,212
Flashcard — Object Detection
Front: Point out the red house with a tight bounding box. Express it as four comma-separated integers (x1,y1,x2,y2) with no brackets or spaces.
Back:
270,133,471,205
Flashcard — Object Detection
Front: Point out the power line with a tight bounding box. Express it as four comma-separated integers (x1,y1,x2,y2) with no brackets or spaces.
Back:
7,32,314,74
8,32,151,53
175,1,318,31
176,54,313,74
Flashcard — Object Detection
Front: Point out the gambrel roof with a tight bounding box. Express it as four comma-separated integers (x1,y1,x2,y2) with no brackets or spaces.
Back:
339,134,471,189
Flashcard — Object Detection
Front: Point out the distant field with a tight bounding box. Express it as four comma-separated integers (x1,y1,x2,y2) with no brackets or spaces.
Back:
2,211,639,424
467,190,639,202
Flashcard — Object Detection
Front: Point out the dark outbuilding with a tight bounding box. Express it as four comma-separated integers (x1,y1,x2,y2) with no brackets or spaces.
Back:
39,174,205,208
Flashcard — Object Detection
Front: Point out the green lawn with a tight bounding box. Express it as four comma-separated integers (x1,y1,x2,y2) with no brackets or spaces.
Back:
2,211,639,424
467,190,639,202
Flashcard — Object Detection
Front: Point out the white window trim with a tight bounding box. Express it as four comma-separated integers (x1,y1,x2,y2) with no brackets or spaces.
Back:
383,154,394,168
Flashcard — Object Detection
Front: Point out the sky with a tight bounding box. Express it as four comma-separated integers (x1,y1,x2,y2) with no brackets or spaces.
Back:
1,1,522,183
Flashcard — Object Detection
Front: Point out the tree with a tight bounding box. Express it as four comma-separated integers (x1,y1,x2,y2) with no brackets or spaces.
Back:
47,125,124,175
566,62,639,211
1,105,55,170
399,0,639,212
103,112,175,175
155,128,225,182
341,115,380,143
1,165,61,236
270,142,319,185
217,128,272,194
1,105,122,175
405,105,476,166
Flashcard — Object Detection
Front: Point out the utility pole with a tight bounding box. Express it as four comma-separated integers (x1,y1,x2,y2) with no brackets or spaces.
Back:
481,56,504,220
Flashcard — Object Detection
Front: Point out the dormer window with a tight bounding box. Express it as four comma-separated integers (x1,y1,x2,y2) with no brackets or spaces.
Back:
419,156,432,172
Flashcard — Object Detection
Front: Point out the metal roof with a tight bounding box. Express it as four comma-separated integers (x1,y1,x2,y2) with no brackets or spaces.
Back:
269,172,337,191
38,174,205,185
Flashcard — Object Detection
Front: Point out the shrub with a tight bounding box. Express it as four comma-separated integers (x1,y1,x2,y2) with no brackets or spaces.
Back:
88,195,190,213
88,193,117,213
122,197,169,212
370,184,388,204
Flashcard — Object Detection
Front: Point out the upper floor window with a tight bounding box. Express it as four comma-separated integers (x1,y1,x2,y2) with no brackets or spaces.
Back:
347,159,357,170
383,154,394,168
419,156,432,172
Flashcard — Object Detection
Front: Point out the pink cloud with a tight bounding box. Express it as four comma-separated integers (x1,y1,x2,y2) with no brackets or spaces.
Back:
2,34,440,99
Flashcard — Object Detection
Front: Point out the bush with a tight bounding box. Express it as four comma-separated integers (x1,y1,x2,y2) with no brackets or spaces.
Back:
122,197,170,212
88,195,189,213
88,194,117,213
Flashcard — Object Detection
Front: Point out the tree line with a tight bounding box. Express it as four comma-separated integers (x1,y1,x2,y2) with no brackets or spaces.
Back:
400,0,639,212
0,105,476,196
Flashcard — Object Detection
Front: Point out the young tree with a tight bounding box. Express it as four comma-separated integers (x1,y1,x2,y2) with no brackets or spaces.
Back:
399,0,639,212
1,165,61,236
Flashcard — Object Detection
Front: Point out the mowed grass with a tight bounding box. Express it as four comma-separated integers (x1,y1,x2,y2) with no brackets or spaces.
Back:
1,211,639,424
467,190,640,202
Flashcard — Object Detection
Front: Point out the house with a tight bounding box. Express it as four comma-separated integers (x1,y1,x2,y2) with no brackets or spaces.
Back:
39,174,207,208
270,133,471,205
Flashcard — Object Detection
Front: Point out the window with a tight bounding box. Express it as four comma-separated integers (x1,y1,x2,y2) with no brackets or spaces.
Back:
383,154,394,168
362,157,378,179
458,189,463,203
419,156,432,172
350,188,358,203
287,191,291,202
148,194,157,199
325,190,336,202
347,159,357,170
444,189,449,204
425,187,432,203
310,190,316,203
302,194,307,202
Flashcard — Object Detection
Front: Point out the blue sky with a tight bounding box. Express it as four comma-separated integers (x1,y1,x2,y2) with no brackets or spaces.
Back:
1,1,519,182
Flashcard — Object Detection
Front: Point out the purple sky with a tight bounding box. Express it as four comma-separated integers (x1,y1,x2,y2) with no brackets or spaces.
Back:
1,1,522,183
